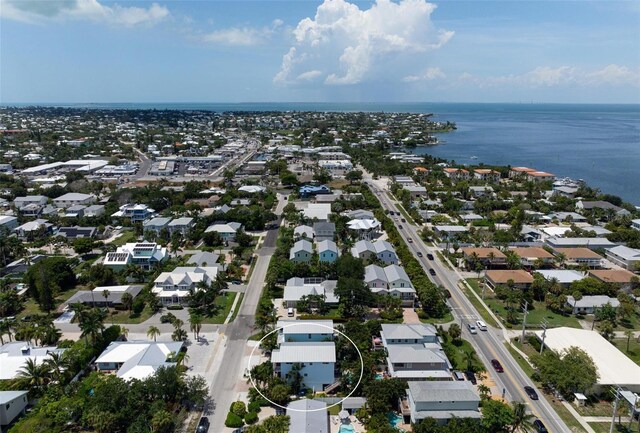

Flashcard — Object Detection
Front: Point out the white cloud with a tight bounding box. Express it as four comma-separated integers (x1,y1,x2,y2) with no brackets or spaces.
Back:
403,67,445,82
203,19,283,46
457,64,640,88
0,0,169,26
275,0,453,85
297,70,323,81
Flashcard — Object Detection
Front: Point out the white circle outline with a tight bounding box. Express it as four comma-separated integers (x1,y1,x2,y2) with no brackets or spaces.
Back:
247,322,364,413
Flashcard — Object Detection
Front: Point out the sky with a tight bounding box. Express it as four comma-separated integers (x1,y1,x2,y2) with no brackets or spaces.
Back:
1,0,639,103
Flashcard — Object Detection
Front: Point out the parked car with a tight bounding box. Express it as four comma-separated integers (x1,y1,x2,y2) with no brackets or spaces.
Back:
476,320,487,331
453,371,465,381
467,323,477,334
464,370,477,384
525,385,539,400
416,251,423,257
533,419,548,433
429,268,436,276
196,416,210,433
427,253,434,260
491,359,504,373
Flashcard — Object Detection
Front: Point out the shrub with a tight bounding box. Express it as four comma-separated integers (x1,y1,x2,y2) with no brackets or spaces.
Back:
230,401,247,418
166,304,183,311
248,401,261,413
225,412,243,428
245,412,258,424
132,298,145,314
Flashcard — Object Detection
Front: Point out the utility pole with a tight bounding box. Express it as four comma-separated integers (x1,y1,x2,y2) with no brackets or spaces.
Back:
540,321,548,354
521,300,529,343
610,386,621,433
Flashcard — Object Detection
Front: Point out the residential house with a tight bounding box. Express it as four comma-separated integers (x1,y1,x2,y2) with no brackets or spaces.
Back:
351,240,398,264
632,219,640,231
276,320,335,344
290,239,314,263
167,217,194,235
566,295,620,315
545,237,617,250
520,225,543,242
83,204,105,217
605,246,640,271
484,270,534,290
103,242,168,271
473,169,500,183
14,219,53,239
552,248,603,268
186,251,220,267
204,222,243,241
589,269,638,289
286,399,329,433
56,226,97,239
13,195,48,211
508,247,555,268
143,217,171,234
0,342,65,380
316,240,339,263
299,185,331,198
468,186,493,198
283,278,339,308
461,247,506,268
402,381,481,424
433,225,468,241
576,200,628,217
345,209,374,220
442,168,470,182
52,192,96,208
364,264,416,306
294,225,315,240
95,341,184,381
313,222,335,241
404,184,427,199
347,218,381,240
535,270,586,288
0,391,29,430
65,285,143,307
153,266,219,306
271,342,336,390
527,171,555,182
509,167,536,179
0,216,18,233
547,212,588,223
64,204,86,218
112,204,155,222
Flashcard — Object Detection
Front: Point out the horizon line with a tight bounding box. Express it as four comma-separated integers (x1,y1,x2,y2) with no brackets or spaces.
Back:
1,101,639,106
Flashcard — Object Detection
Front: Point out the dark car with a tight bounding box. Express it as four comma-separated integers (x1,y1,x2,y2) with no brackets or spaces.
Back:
429,268,436,276
398,225,403,229
491,359,504,373
464,370,477,384
196,416,210,433
533,419,548,433
401,218,406,223
525,385,539,400
416,251,423,257
427,253,434,260
407,238,413,243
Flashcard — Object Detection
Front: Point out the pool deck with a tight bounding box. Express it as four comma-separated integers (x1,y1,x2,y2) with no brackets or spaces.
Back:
330,415,366,433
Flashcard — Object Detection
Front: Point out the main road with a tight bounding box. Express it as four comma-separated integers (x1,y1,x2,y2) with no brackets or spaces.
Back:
365,172,571,433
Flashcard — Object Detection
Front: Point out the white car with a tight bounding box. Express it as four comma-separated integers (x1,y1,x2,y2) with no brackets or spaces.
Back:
476,320,488,331
467,323,477,334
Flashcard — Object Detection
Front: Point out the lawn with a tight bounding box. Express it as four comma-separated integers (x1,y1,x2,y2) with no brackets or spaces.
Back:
443,338,485,373
611,336,640,366
465,279,581,329
18,287,80,319
421,310,454,325
110,231,138,246
589,422,639,433
201,293,237,324
109,305,155,324
229,293,244,323
459,281,499,328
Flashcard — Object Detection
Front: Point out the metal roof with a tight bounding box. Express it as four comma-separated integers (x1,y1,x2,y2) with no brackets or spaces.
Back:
271,342,336,363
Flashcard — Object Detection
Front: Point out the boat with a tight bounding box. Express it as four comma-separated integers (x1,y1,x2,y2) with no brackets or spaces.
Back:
470,156,478,160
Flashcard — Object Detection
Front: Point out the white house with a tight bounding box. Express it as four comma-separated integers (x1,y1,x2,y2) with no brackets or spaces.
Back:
290,239,313,263
0,391,29,429
52,192,96,208
13,195,48,210
364,264,415,306
13,219,53,239
143,217,172,234
632,219,640,231
283,278,339,308
566,295,620,315
350,240,398,264
347,218,381,240
0,342,65,380
204,222,243,241
112,204,155,222
0,215,18,232
605,245,640,271
276,320,334,344
271,342,336,391
153,266,219,305
103,242,168,271
403,381,481,424
167,217,194,235
287,399,329,433
294,225,314,240
95,341,184,381
316,240,339,263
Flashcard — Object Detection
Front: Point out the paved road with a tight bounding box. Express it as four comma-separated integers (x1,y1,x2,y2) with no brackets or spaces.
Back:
364,173,571,433
133,148,151,179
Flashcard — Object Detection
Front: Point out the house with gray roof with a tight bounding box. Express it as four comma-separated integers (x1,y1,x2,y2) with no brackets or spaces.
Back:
53,192,96,208
204,221,243,241
606,245,640,271
386,345,451,380
402,381,481,424
167,217,194,235
272,342,336,390
381,324,438,346
566,295,620,315
294,225,314,240
287,399,329,433
351,239,398,264
95,341,184,381
0,390,28,429
283,278,339,308
364,264,415,306
143,217,171,234
313,221,335,241
290,239,313,263
187,251,220,267
316,240,338,263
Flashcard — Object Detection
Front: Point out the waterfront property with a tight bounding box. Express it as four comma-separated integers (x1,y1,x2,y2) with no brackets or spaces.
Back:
95,341,184,381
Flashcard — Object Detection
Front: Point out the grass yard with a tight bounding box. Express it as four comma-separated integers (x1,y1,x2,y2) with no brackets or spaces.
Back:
575,399,616,417
201,293,237,324
229,293,244,323
459,281,499,328
110,231,138,246
443,338,485,373
465,279,581,329
18,287,81,319
109,305,155,324
421,310,454,325
611,336,640,366
589,422,639,433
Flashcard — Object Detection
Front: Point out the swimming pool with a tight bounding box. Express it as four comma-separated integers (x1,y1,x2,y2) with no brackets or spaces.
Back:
374,372,384,380
387,412,404,429
339,424,356,433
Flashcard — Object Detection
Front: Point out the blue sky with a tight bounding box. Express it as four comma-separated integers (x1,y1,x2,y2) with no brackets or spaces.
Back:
1,0,639,103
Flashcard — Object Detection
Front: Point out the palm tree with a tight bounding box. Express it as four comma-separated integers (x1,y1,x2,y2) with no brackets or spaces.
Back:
44,351,68,383
102,289,110,308
189,313,203,340
78,308,106,344
17,358,50,393
121,292,134,313
555,252,567,269
147,325,161,342
510,401,535,432
171,319,187,342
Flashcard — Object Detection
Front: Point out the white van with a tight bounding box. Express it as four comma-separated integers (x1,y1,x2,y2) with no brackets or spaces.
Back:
287,308,294,317
476,320,488,331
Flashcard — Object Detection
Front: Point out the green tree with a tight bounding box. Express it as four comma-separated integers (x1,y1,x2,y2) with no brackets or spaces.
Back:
73,237,96,255
121,292,134,313
481,399,515,433
147,325,161,342
510,401,535,433
448,323,461,341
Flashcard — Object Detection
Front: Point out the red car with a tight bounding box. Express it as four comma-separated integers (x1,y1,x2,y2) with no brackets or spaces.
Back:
491,359,504,373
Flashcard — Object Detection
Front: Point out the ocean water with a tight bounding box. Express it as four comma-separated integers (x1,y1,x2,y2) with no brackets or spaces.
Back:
4,102,639,204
